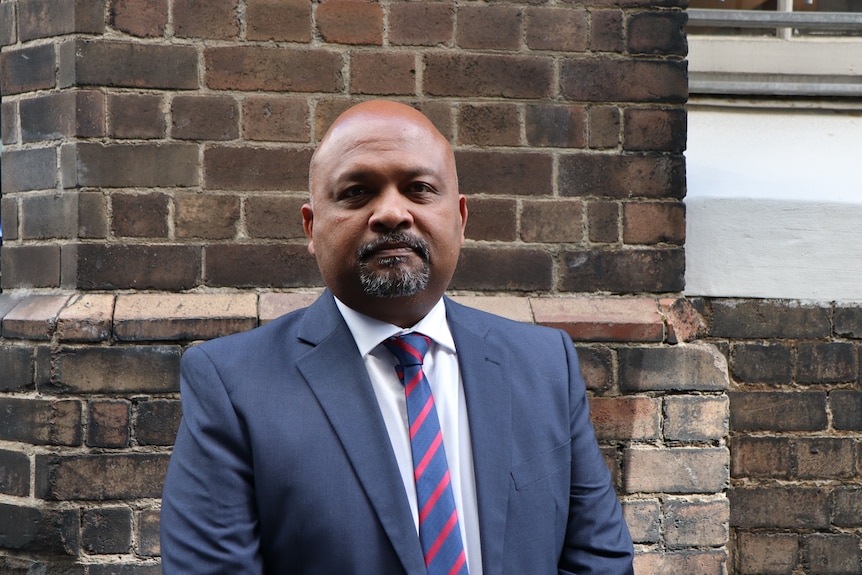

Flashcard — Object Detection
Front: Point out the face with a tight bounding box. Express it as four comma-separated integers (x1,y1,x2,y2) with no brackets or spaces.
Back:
303,101,468,327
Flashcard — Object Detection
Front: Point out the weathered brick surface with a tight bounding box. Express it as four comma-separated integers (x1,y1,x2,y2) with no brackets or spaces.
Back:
731,436,792,479
627,11,687,55
175,192,240,240
525,7,588,52
107,93,166,139
664,396,728,442
110,192,169,238
1,245,61,289
735,532,799,575
242,97,309,143
624,447,729,494
0,449,30,496
0,345,35,390
633,551,726,575
711,299,832,339
54,346,180,394
87,400,131,448
81,507,132,554
731,342,793,385
463,198,517,242
561,59,687,103
389,2,453,47
796,438,855,479
205,244,320,288
204,146,311,192
831,487,862,527
20,91,105,143
456,150,553,196
110,0,168,38
623,201,685,245
620,343,728,392
835,305,862,338
831,390,862,430
36,453,170,500
174,0,239,40
796,341,857,384
458,103,520,146
66,142,199,188
72,244,200,290
622,499,660,544
590,9,624,52
247,0,311,42
171,95,239,141
520,200,583,243
137,509,161,556
0,2,16,46
317,0,382,45
425,54,554,99
18,0,105,41
135,400,182,446
532,297,663,342
589,396,661,441
0,397,82,446
57,294,114,342
623,108,687,153
559,153,686,199
730,391,827,432
2,295,70,340
350,51,416,96
588,106,621,149
587,201,619,243
1,44,56,96
664,499,729,548
802,534,861,575
457,4,521,51
0,503,80,555
525,104,586,148
451,247,553,292
206,47,343,93
1,146,57,193
730,487,829,529
20,192,78,239
1,100,17,145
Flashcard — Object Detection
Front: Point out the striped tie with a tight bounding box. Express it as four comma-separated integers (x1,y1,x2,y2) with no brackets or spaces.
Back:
384,333,469,575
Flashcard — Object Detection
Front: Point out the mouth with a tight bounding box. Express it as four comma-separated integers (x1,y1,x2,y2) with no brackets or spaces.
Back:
358,233,430,263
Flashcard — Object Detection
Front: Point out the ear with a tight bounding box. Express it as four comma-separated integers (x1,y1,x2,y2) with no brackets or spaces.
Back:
301,203,315,256
458,195,468,244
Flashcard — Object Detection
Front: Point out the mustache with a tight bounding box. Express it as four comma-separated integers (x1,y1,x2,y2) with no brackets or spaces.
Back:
358,232,430,262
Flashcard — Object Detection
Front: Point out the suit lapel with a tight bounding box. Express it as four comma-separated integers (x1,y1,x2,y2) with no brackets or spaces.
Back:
446,300,512,575
295,293,426,575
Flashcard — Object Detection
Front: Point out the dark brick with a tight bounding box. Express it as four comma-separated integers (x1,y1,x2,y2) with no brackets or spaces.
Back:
204,146,311,192
78,191,109,238
590,9,624,52
623,108,687,152
559,153,685,199
350,51,416,96
65,142,198,188
245,196,307,239
0,449,30,496
74,244,200,290
622,201,685,245
0,398,82,446
61,39,198,90
832,487,862,528
520,200,584,243
135,399,182,446
588,106,621,149
18,0,104,41
561,58,687,103
710,300,832,339
730,391,827,432
576,345,614,392
425,53,554,99
88,565,162,575
137,509,161,556
0,1,15,46
175,192,240,239
82,507,132,554
317,0,382,45
243,96,310,142
20,193,78,240
314,97,359,139
458,103,520,146
455,150,553,196
20,91,105,143
457,5,521,50
802,534,861,575
731,436,792,479
525,7,588,52
796,438,855,480
451,247,553,291
736,532,799,575
389,1,453,46
560,248,684,293
1,100,17,144
206,46,343,93
247,0,311,42
0,503,80,555
1,197,19,241
797,341,856,384
174,0,239,39
35,453,170,500
0,345,35,391
110,192,169,238
205,244,321,288
730,342,793,385
627,11,687,55
664,396,727,442
587,201,619,243
664,499,728,548
730,487,829,529
107,93,166,139
525,104,586,148
464,198,517,242
1,147,57,193
87,400,131,448
835,305,862,338
54,346,181,394
832,390,862,430
1,245,61,289
0,44,56,96
619,345,728,392
110,0,168,37
171,95,238,140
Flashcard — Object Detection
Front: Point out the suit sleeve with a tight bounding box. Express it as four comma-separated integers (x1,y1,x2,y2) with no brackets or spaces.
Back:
160,345,264,575
557,331,635,575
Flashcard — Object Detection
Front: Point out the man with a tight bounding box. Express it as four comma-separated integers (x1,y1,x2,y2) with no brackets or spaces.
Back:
161,100,634,574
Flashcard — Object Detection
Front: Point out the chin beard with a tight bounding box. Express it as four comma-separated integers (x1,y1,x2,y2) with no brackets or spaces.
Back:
358,233,431,298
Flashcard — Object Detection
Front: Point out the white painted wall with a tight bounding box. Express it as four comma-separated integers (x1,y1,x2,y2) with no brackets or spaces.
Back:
685,106,862,301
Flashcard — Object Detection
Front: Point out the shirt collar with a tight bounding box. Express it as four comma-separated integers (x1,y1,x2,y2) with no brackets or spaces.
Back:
334,296,456,358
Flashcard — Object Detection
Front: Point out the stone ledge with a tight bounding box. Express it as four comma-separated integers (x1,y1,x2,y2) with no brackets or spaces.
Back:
0,292,705,344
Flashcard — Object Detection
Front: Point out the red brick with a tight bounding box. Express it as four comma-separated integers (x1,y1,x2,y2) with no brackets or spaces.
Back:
730,487,829,529
204,46,344,92
796,438,855,480
559,153,685,199
659,297,706,343
627,11,687,56
451,247,553,292
135,400,182,446
35,453,170,500
621,500,660,543
633,551,727,575
82,507,132,554
2,295,70,340
466,198,518,241
574,345,614,391
171,95,239,141
175,191,239,240
619,343,728,391
247,0,311,42
731,436,792,479
797,341,857,384
174,0,239,39
1,44,56,96
389,2,453,46
560,248,685,293
520,200,584,243
259,292,321,324
65,142,199,188
110,0,168,37
87,400,131,448
0,449,30,496
623,447,728,493
532,297,662,342
107,93,166,139
0,503,80,555
20,91,105,143
623,201,685,245
0,397,81,446
588,106,621,149
242,97,310,143
72,244,201,290
56,294,115,342
449,296,533,324
589,397,661,441
590,9,624,52
525,104,586,148
664,396,727,442
424,53,554,99
710,299,831,339
587,201,619,243
455,150,552,196
561,58,687,103
1,147,57,193
17,0,104,41
110,192,169,238
735,532,799,575
803,534,861,574
525,7,588,52
1,245,61,290
458,103,520,146
317,0,382,45
730,391,827,432
205,244,321,288
457,5,521,50
245,195,306,239
350,51,416,96
54,346,181,394
623,108,686,152
204,146,312,192
664,499,728,548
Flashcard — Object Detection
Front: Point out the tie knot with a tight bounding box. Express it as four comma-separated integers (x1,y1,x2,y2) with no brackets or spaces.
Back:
383,332,430,367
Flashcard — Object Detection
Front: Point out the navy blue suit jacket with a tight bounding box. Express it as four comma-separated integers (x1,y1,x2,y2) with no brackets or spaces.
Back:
161,291,633,574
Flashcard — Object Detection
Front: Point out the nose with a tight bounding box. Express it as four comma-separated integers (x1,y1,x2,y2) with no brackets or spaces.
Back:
368,186,413,232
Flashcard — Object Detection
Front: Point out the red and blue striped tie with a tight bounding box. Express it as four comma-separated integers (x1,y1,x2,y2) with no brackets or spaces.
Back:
384,333,469,575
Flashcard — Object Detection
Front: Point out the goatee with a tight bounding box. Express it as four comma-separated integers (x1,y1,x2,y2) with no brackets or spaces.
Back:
358,232,431,297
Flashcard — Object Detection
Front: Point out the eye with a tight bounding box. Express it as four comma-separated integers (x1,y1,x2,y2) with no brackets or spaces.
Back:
405,182,436,196
338,186,370,201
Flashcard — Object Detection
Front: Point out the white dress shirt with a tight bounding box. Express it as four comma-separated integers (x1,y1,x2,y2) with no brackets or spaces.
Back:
334,297,483,575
